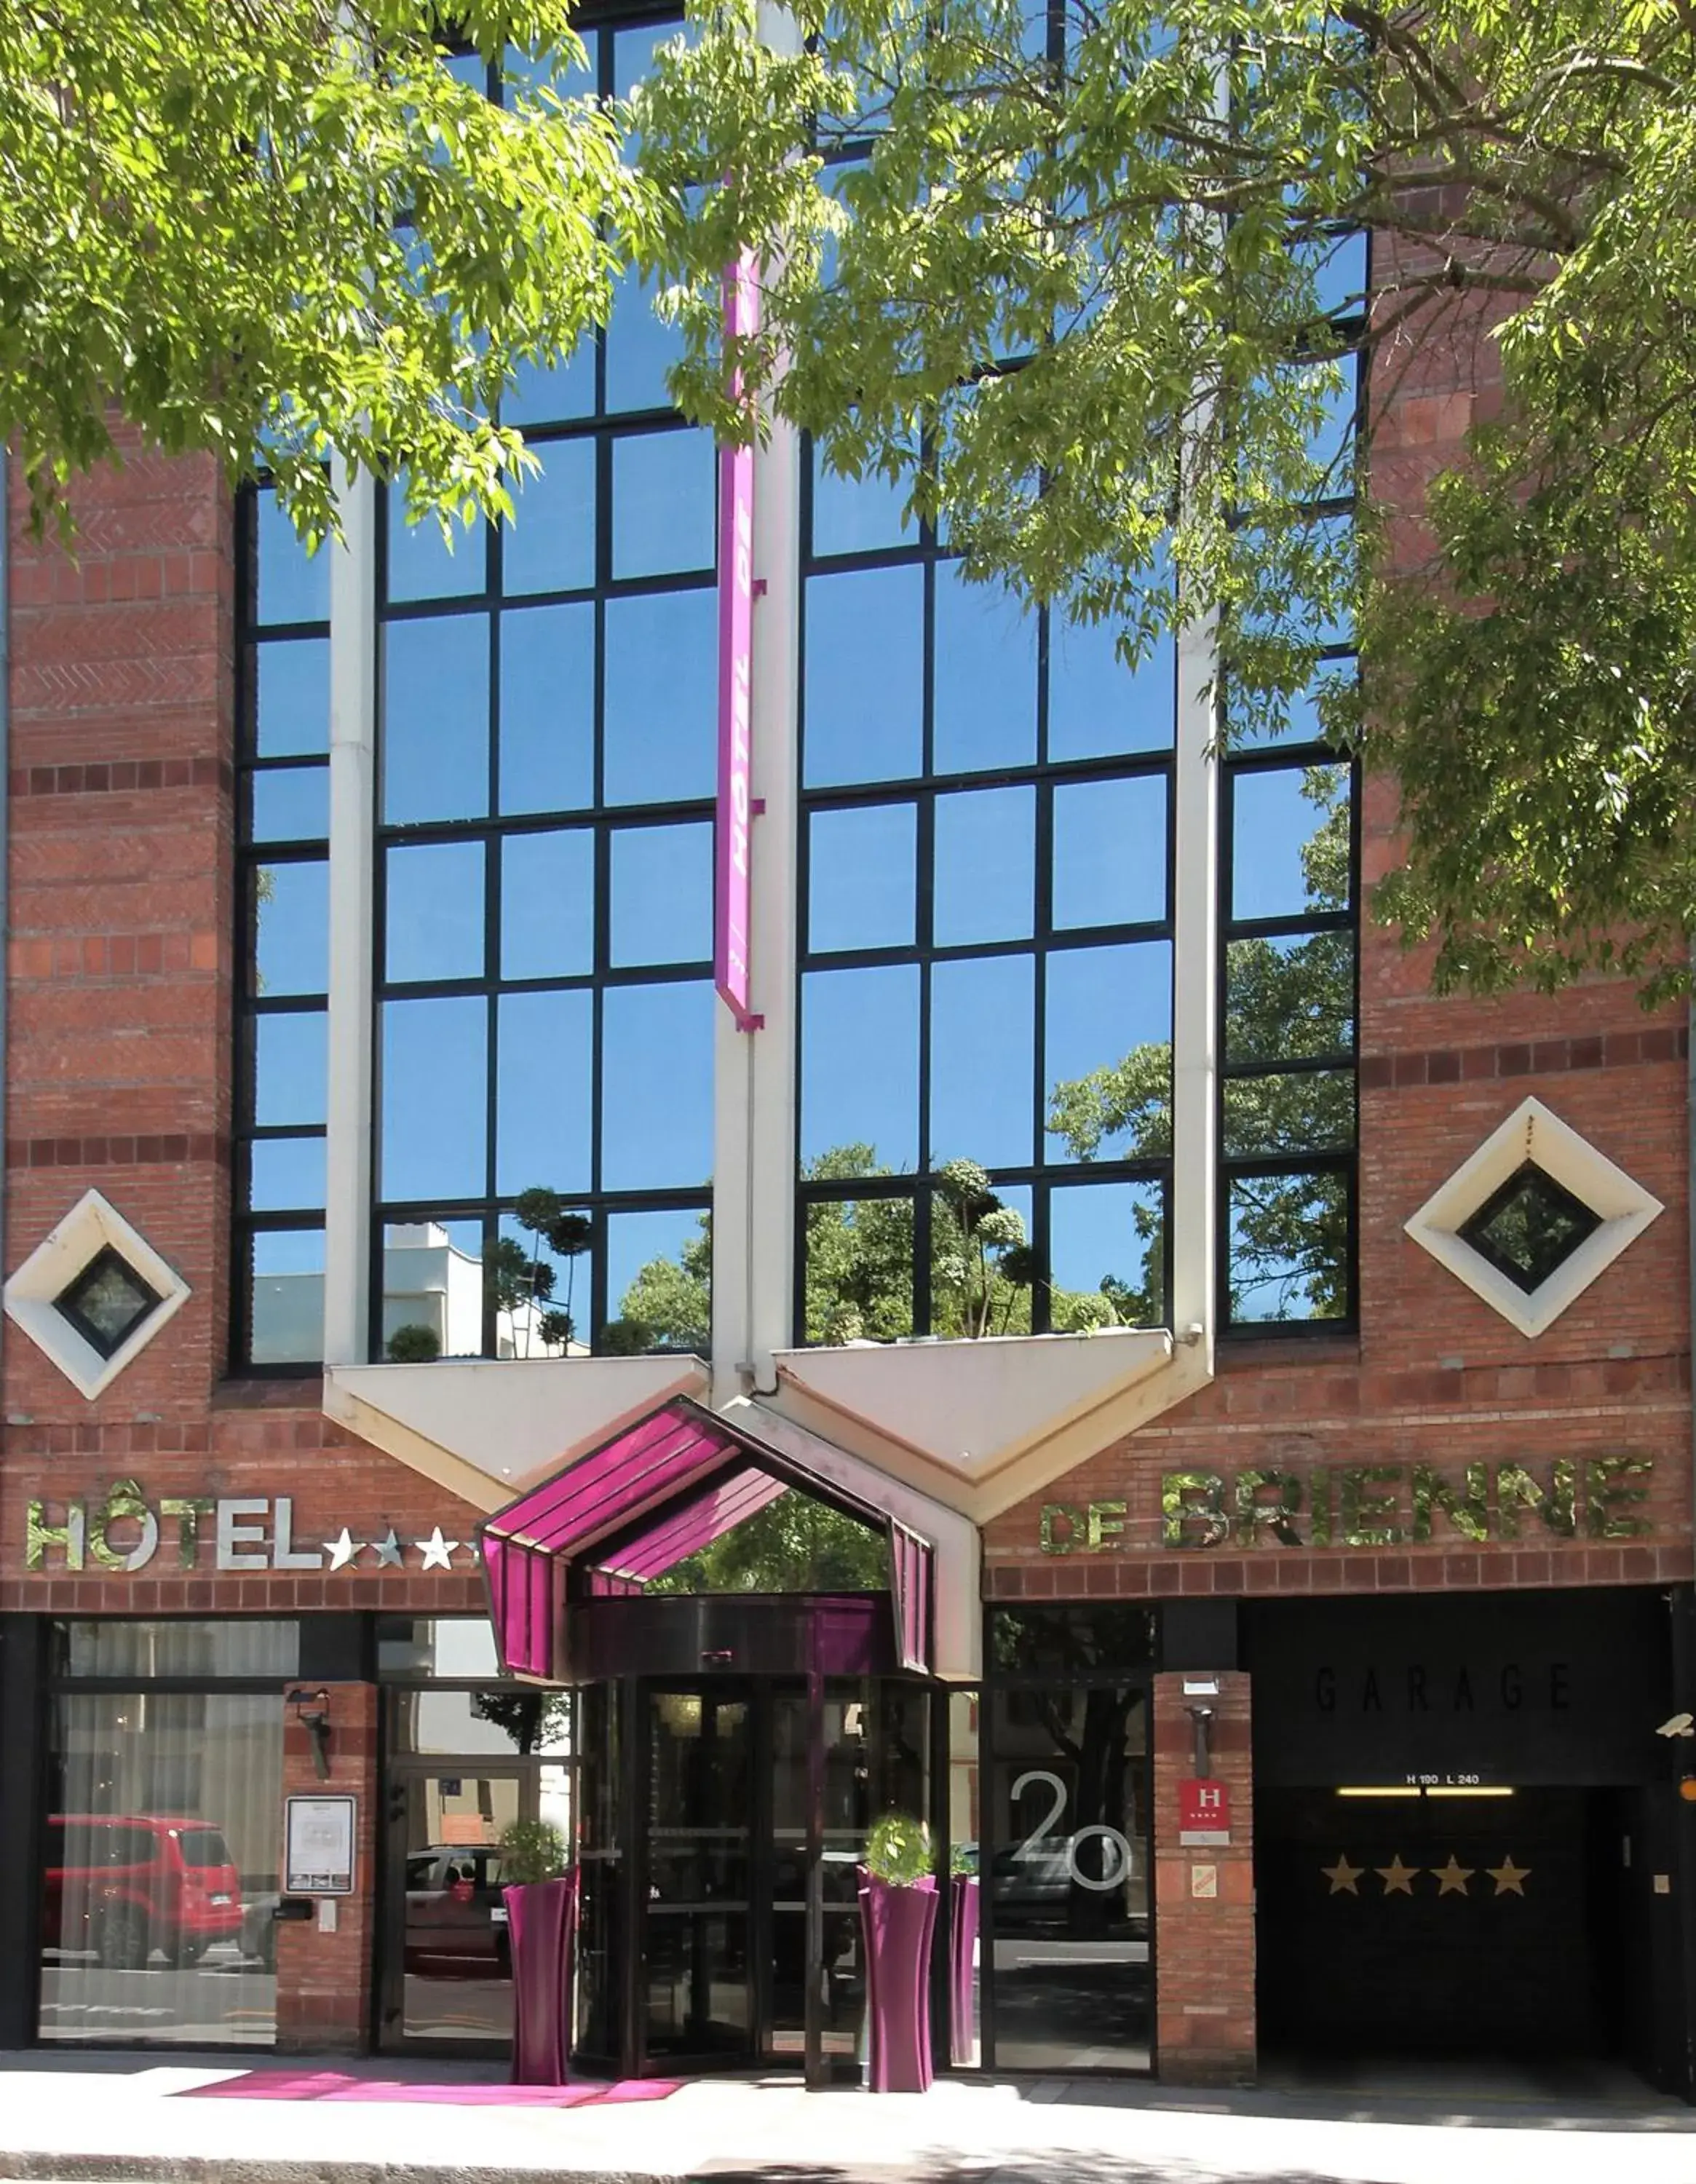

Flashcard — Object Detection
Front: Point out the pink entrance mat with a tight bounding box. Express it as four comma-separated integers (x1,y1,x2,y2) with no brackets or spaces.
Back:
183,2071,681,2107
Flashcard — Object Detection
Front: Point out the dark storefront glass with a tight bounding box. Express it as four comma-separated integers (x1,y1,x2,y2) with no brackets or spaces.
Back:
984,1607,1152,2071
39,1679,286,2044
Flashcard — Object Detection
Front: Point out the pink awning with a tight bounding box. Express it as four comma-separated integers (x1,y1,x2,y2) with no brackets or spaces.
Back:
478,1397,934,1683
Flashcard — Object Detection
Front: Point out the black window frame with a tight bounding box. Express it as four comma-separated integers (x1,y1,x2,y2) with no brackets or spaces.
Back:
793,440,1180,1346
369,7,713,1366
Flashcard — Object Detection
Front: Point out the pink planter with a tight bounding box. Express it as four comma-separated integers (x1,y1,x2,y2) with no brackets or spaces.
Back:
859,1870,938,2093
504,1871,578,2086
949,1875,978,2068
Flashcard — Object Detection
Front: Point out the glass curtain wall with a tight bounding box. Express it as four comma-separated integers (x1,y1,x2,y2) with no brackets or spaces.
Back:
36,1621,296,2046
371,14,713,1365
1218,234,1365,1329
796,448,1177,1345
234,486,331,1367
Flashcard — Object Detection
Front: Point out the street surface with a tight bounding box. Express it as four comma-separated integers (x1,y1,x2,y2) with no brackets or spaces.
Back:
0,2053,1691,2184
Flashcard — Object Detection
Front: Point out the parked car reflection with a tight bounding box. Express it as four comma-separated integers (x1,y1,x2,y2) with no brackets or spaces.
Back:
43,1815,244,1969
405,1845,510,1979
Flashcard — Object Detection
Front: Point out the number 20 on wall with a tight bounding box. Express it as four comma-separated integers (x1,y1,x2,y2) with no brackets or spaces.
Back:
1010,1770,1136,1892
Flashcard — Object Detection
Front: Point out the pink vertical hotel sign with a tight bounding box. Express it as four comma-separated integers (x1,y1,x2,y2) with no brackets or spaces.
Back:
715,250,761,1031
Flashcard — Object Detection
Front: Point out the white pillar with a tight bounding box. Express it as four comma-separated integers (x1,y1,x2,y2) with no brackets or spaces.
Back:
322,461,377,1369
711,1,805,1404
1168,606,1219,1366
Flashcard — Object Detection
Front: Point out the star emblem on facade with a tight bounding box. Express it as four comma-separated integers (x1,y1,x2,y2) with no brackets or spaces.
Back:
415,1527,459,1570
1320,1853,1363,1896
370,1529,404,1569
324,1527,361,1572
1486,1855,1530,1896
1376,1855,1419,1895
1433,1854,1475,1896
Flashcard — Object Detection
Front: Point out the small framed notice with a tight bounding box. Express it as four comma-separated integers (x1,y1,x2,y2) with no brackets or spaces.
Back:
285,1794,356,1895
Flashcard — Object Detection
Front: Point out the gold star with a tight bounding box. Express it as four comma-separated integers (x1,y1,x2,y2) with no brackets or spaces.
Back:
1486,1855,1530,1896
1434,1854,1475,1896
1376,1854,1419,1895
1320,1853,1363,1895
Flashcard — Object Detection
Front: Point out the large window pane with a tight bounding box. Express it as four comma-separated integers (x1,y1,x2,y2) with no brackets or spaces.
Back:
1052,775,1167,932
1048,616,1175,761
500,828,594,981
604,267,685,414
808,802,917,954
932,566,1037,775
253,1013,327,1128
930,955,1034,1170
381,996,488,1202
1050,1180,1165,1329
611,428,716,580
494,1208,591,1358
1223,1071,1355,1158
253,859,328,997
499,603,595,816
1232,764,1351,923
932,1179,1031,1339
503,344,595,429
934,787,1034,947
255,638,329,759
605,1206,710,1353
1044,943,1171,1162
245,1227,325,1365
601,981,714,1191
39,1693,285,2046
381,1217,487,1357
610,822,712,967
248,1137,327,1213
602,589,716,805
387,483,486,604
801,965,919,1174
810,452,914,558
503,435,595,596
804,567,924,788
382,616,491,826
250,764,329,846
386,840,487,986
803,1195,916,1342
496,989,593,1196
1224,930,1355,1064
1226,1168,1349,1322
255,494,328,626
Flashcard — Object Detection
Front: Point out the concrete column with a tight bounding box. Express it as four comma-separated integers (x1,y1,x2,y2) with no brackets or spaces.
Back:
1153,1667,1255,2084
322,462,377,1369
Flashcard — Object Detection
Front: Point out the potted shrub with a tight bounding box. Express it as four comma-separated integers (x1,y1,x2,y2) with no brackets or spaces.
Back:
948,1842,978,2068
496,1818,576,2085
859,1811,939,2092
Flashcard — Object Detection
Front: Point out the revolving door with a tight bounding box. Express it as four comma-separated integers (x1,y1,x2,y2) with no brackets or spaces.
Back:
572,1666,932,2081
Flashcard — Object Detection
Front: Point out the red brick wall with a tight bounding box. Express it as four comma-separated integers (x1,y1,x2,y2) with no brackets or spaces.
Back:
276,1681,379,2054
5,436,239,1413
987,226,1692,1604
1153,1672,1254,2083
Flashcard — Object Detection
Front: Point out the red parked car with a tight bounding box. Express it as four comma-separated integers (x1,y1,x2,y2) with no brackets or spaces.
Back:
44,1815,245,1969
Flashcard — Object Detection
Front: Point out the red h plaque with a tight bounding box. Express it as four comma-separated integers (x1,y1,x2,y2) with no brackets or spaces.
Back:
1178,1777,1232,1845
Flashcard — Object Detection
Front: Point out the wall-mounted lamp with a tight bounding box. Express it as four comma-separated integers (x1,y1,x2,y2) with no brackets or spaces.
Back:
1184,1704,1216,1779
287,1686,333,1781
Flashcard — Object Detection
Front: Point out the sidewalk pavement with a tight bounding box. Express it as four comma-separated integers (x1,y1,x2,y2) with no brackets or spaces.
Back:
0,2052,1692,2184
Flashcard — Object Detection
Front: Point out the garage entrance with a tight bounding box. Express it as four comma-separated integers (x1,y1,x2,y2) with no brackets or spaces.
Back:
1245,1588,1685,2091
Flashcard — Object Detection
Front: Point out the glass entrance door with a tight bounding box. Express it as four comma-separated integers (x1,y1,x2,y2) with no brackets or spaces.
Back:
641,1686,754,2063
381,1767,526,2050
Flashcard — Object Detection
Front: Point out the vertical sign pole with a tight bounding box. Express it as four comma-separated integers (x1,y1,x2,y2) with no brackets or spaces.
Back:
715,251,762,1032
